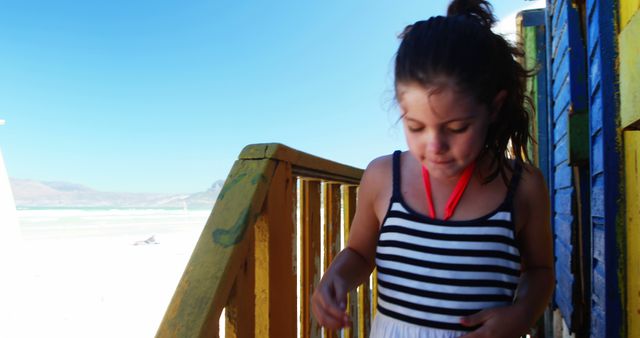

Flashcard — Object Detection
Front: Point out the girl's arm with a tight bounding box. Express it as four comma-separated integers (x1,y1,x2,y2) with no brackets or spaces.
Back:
461,165,555,337
311,156,388,330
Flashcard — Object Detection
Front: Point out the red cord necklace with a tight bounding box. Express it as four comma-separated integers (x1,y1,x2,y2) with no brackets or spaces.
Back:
421,162,476,220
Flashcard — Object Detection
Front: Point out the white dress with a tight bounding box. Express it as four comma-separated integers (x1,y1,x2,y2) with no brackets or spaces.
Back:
370,312,468,338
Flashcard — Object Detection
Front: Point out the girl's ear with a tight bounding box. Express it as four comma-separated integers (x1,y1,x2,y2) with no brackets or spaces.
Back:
490,90,507,122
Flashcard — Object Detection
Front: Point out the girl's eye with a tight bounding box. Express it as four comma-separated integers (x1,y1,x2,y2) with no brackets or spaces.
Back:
408,126,424,133
448,125,469,133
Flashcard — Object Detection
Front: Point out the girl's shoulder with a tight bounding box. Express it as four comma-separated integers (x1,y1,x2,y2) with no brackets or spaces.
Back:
360,153,396,222
360,153,394,196
513,162,550,234
514,162,548,200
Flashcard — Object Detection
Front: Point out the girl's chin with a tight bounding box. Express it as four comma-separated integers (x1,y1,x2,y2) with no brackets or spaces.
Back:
425,163,467,180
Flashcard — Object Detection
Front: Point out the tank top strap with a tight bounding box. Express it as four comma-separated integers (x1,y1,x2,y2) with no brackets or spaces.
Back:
391,150,402,200
504,161,524,207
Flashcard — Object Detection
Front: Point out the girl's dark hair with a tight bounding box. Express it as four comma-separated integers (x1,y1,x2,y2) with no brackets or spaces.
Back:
395,0,534,183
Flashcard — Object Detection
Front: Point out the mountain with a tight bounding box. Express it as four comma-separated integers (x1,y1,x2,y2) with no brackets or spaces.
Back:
9,178,224,209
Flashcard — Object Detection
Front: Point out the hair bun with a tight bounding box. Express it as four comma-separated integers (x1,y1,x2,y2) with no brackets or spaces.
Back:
447,0,496,28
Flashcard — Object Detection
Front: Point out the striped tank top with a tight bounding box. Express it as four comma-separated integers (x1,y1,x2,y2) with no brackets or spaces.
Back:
375,151,522,332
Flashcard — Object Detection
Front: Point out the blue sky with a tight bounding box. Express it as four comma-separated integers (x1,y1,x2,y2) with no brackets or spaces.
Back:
0,0,543,194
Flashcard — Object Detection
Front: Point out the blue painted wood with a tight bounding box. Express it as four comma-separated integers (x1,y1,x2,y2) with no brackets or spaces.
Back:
587,0,596,19
566,8,590,116
551,0,566,34
590,93,603,137
554,134,569,166
554,166,573,191
553,82,571,122
555,213,573,244
545,0,592,332
591,133,604,175
551,31,570,85
591,312,605,338
593,225,605,264
551,34,569,80
586,0,622,332
552,54,570,99
534,21,551,185
554,112,569,146
593,261,606,305
591,173,604,220
521,9,546,26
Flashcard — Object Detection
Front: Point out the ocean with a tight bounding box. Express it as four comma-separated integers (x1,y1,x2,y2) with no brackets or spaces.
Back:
7,207,211,338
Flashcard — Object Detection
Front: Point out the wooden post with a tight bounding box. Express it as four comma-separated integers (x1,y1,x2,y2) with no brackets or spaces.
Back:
301,179,322,338
323,183,342,338
225,233,256,338
342,185,357,338
261,161,297,337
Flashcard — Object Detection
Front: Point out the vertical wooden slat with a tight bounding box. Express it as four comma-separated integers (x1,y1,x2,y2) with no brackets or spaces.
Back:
372,269,378,317
586,0,623,336
224,235,256,338
342,185,358,338
254,213,269,338
256,161,297,337
625,131,640,338
357,282,371,338
323,182,342,338
301,179,322,338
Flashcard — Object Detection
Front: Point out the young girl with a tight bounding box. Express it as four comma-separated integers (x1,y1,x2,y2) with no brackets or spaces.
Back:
311,1,554,337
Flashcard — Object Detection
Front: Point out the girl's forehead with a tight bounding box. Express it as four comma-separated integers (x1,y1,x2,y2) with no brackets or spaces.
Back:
397,82,483,117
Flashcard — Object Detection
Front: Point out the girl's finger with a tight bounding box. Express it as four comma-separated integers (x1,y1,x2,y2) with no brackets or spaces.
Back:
318,283,348,320
311,301,346,329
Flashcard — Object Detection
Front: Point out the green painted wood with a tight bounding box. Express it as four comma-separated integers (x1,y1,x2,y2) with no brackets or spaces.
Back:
569,112,590,164
523,25,539,163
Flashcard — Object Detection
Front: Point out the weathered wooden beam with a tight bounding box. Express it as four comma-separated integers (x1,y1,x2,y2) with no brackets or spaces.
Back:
239,143,363,184
156,158,276,338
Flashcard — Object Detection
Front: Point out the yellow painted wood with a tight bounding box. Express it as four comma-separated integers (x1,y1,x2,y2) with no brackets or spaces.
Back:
625,131,640,338
357,282,371,338
301,179,322,338
342,185,358,338
620,0,640,31
224,229,255,338
255,161,297,338
323,183,342,338
253,214,269,338
239,143,364,184
156,158,276,338
372,269,378,317
620,12,640,129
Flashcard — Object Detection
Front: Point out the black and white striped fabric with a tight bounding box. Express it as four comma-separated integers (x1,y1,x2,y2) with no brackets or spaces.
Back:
374,151,522,332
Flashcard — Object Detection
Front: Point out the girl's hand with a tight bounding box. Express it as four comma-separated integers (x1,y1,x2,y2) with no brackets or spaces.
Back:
311,273,351,330
459,305,529,338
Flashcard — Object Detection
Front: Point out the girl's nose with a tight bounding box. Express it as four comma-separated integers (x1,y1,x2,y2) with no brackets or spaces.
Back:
426,133,448,154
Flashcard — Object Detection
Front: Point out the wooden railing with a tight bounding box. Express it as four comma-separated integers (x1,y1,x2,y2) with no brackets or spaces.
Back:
156,143,375,338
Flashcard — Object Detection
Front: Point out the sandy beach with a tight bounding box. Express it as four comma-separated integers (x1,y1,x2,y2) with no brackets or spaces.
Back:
6,208,211,338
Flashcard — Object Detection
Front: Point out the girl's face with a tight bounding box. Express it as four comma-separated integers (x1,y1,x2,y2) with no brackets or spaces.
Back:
397,82,494,182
